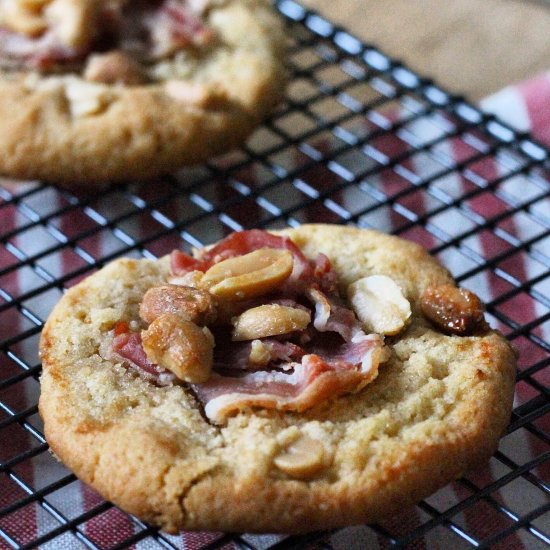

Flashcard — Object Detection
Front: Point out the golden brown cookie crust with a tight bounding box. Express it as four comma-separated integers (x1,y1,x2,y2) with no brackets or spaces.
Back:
39,224,516,533
0,0,286,184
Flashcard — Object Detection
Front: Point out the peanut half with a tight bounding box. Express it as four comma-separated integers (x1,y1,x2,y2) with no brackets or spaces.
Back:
64,79,109,118
84,51,145,85
421,284,487,335
347,275,411,336
202,248,293,300
141,313,213,383
274,435,325,479
232,304,310,341
140,285,216,326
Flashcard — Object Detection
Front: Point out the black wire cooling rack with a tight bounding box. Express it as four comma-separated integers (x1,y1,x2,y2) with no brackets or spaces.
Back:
1,1,549,548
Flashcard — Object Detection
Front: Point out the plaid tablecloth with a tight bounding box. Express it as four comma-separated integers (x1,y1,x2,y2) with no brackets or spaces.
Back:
0,69,549,549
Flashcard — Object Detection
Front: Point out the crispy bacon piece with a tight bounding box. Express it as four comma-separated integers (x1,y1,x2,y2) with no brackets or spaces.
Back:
213,336,305,372
193,333,384,424
307,288,361,342
312,253,338,294
112,331,177,386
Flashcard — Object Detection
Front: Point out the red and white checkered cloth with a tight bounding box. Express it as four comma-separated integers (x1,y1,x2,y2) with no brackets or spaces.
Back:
1,74,549,550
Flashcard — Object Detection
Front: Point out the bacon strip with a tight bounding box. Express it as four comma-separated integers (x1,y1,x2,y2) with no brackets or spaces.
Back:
110,325,384,424
307,288,361,342
111,331,177,386
312,253,338,294
213,337,305,372
194,334,384,424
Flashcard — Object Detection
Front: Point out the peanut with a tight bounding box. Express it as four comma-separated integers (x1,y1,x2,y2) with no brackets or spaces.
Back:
421,284,486,335
64,79,109,118
139,285,216,326
202,248,293,300
274,435,325,479
232,304,310,341
141,313,213,383
249,339,272,366
347,275,411,336
84,51,145,85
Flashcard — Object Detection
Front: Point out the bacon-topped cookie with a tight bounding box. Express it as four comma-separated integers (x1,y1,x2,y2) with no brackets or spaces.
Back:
0,0,285,184
39,224,516,533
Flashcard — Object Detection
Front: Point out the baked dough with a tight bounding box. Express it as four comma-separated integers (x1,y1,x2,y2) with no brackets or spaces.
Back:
0,0,286,184
39,224,516,533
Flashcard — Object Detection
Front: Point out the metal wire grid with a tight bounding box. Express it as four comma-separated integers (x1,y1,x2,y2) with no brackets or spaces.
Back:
0,0,549,548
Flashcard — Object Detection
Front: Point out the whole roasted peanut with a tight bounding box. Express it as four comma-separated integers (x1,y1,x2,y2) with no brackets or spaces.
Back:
84,51,145,85
421,284,487,336
140,285,216,326
274,435,325,479
2,0,47,36
347,275,411,336
141,313,213,383
202,248,293,300
232,304,310,341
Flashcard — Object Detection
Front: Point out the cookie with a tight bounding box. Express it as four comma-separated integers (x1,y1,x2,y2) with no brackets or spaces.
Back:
39,224,516,533
0,0,286,184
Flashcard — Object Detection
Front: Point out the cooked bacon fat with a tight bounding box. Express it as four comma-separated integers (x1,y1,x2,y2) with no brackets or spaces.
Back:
114,230,390,424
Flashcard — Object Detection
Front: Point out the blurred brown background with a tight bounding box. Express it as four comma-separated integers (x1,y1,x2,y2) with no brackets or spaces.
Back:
301,0,550,100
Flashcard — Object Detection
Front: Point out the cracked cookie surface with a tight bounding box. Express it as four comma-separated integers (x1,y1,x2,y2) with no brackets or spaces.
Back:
39,224,516,533
0,0,285,184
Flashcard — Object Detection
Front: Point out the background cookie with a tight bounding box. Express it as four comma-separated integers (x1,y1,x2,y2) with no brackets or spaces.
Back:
0,0,286,184
39,224,516,533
